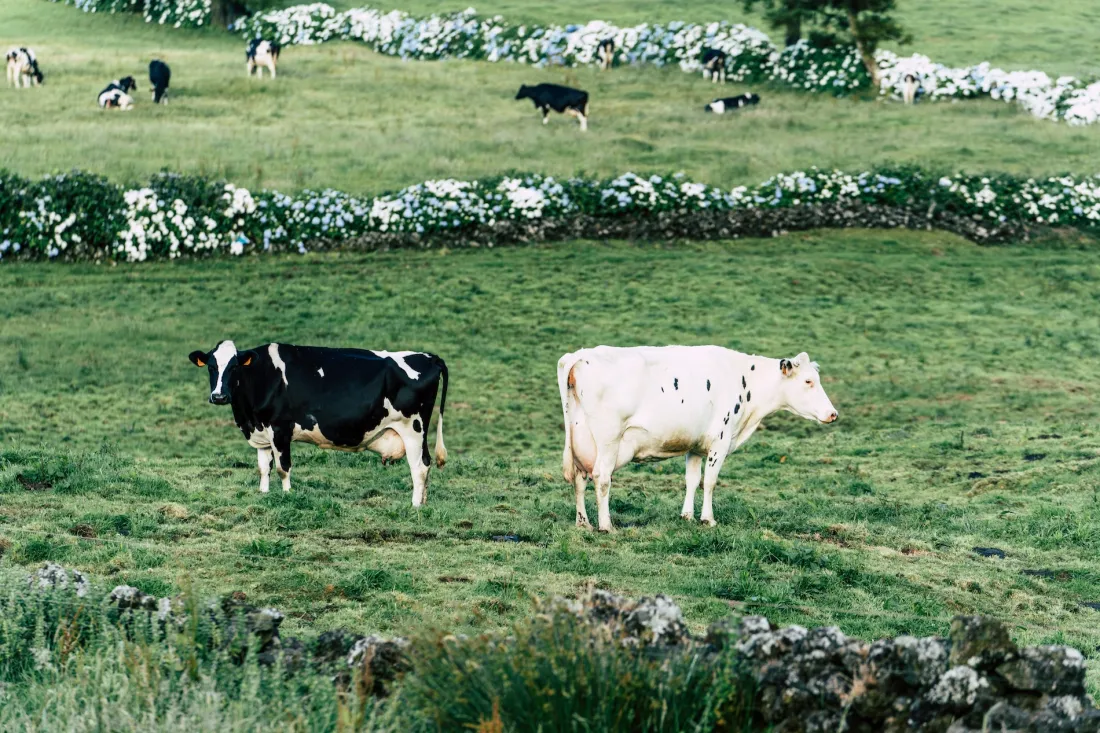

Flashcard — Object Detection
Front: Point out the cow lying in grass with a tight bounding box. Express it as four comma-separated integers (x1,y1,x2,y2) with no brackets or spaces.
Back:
6,47,43,88
189,341,449,507
98,76,137,110
558,346,838,531
247,39,280,79
515,83,589,130
149,60,170,104
704,93,760,114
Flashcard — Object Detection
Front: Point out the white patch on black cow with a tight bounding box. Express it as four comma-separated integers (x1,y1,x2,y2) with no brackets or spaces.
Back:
558,345,837,531
189,342,449,506
7,47,43,88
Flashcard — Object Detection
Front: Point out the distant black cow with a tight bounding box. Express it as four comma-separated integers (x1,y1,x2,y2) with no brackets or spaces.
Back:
6,47,43,88
149,60,170,104
98,76,137,110
702,49,727,83
597,38,615,71
189,341,448,506
704,93,760,114
246,39,280,79
515,83,589,130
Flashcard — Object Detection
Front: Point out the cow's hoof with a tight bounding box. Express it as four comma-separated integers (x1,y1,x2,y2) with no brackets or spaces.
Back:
680,513,695,522
597,526,615,534
700,518,717,527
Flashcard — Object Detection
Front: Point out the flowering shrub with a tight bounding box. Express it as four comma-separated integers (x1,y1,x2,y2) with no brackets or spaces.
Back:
48,0,211,27
4,167,1100,262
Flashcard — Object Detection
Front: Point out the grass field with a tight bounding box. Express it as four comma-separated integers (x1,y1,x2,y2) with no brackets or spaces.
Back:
2,0,1100,197
3,231,1100,688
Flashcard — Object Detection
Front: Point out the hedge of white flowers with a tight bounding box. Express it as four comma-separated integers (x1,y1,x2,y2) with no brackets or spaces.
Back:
48,0,211,28
4,167,1100,262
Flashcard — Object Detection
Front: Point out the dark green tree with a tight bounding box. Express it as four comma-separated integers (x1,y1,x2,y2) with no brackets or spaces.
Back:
742,0,911,85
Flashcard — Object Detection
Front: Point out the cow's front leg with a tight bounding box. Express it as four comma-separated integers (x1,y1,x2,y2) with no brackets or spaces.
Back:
574,473,591,528
271,426,293,492
700,447,729,527
268,62,276,79
257,448,273,493
681,454,703,520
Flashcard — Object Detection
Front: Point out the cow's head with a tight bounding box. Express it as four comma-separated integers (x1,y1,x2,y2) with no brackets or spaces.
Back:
515,84,529,100
189,340,256,405
777,352,838,424
119,76,137,93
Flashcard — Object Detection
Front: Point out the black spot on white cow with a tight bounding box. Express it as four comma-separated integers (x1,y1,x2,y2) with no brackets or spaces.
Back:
515,83,589,131
701,49,727,83
149,60,171,104
6,47,43,88
597,38,615,71
98,76,137,110
704,93,759,114
189,341,449,507
246,39,280,79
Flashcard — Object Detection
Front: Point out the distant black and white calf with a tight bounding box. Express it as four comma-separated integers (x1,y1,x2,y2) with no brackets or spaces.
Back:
98,76,137,110
149,60,171,104
704,93,760,114
701,49,727,83
189,342,449,506
597,38,615,71
515,83,589,130
6,47,43,88
246,39,280,79
902,73,919,104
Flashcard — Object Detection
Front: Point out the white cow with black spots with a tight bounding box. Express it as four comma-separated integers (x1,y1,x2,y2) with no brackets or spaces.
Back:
558,346,838,532
6,47,43,88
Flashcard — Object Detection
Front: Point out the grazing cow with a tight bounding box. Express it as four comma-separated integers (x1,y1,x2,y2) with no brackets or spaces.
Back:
558,346,838,532
6,47,43,88
701,49,727,83
247,39,280,79
704,93,760,114
98,76,137,110
515,83,589,130
149,60,171,104
597,38,615,71
189,341,448,506
902,73,918,104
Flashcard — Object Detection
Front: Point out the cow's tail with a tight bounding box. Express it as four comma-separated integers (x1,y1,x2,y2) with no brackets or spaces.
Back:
433,356,448,468
557,351,583,483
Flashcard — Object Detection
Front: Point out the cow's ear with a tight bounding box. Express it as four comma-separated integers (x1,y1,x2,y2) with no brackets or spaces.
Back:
237,350,257,367
189,350,208,367
794,352,811,368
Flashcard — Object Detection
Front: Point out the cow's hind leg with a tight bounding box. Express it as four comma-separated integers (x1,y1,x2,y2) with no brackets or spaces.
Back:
396,421,431,508
257,448,273,493
592,443,619,532
700,448,729,527
574,473,591,528
271,426,293,492
681,454,703,520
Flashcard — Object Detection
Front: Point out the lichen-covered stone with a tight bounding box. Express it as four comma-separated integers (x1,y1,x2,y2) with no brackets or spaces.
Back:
948,616,1017,668
346,635,410,696
27,563,89,597
108,584,158,611
996,647,1086,696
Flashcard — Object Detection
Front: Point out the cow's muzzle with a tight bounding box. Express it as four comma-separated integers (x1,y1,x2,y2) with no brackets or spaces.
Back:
823,411,838,424
210,393,230,405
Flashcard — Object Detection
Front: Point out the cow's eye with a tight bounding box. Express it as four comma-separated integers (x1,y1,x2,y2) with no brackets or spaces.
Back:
805,380,814,388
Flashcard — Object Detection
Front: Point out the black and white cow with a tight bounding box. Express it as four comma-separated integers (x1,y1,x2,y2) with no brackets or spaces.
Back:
902,73,919,105
6,47,43,88
189,341,448,506
704,93,760,114
701,49,727,83
246,39,280,79
558,346,837,531
98,76,137,110
515,83,589,130
597,38,615,71
149,60,171,104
